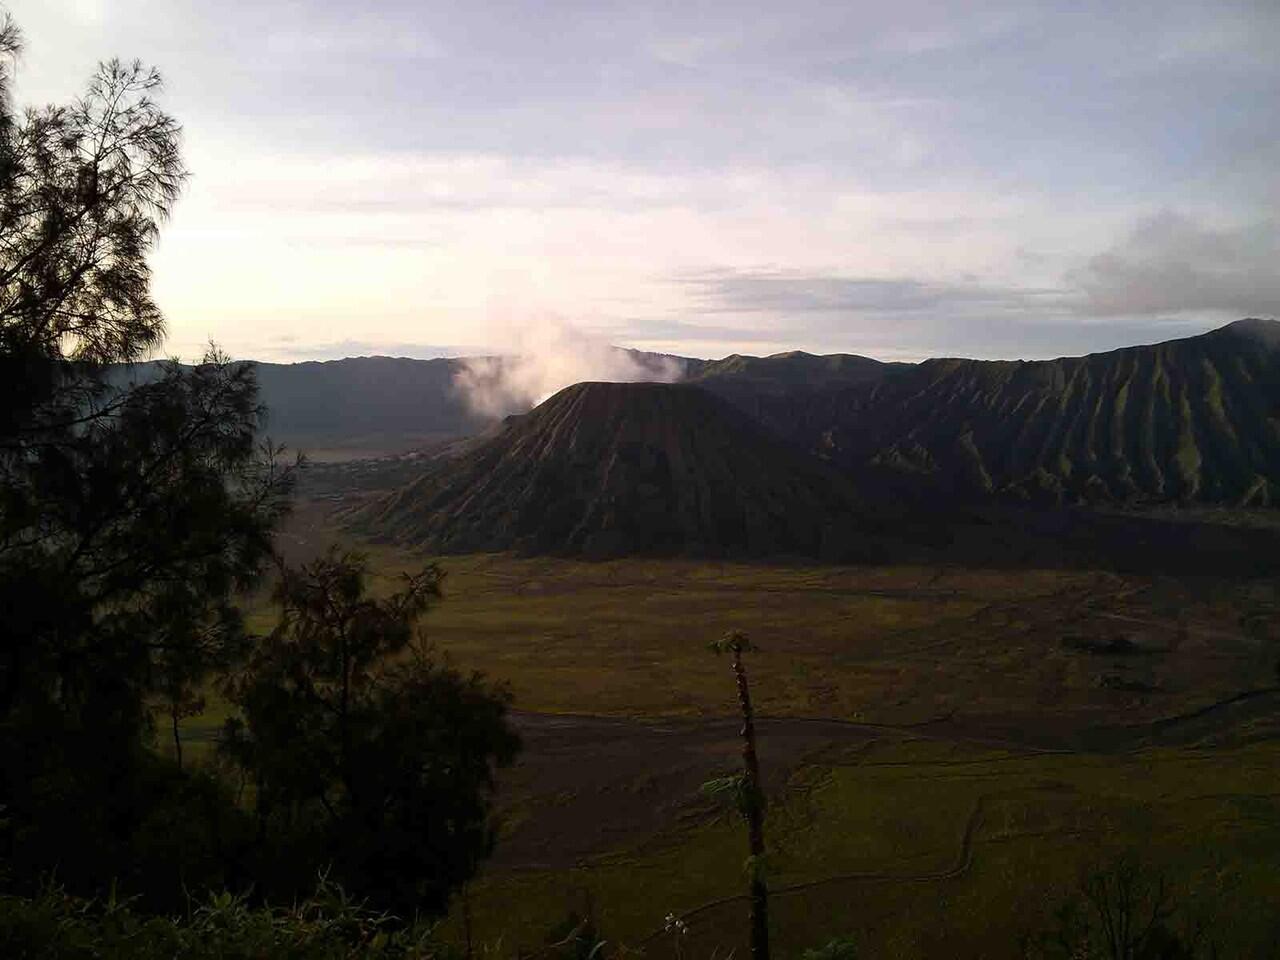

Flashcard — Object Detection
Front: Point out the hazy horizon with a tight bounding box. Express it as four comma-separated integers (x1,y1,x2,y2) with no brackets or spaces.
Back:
14,0,1280,364
120,314,1274,374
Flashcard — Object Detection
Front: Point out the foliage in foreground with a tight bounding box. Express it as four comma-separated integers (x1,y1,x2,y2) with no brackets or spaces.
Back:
1022,855,1221,960
0,880,444,960
0,12,294,907
222,549,521,916
0,11,519,922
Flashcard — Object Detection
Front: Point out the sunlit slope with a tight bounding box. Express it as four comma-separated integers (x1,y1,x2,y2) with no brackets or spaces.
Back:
351,381,866,557
759,319,1280,506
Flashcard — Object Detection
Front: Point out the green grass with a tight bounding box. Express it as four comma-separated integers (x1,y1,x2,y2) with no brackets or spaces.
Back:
156,540,1280,958
448,738,1280,960
241,549,1270,727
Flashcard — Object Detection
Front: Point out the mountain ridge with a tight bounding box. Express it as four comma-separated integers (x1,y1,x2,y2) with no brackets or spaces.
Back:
721,317,1280,507
121,319,1280,510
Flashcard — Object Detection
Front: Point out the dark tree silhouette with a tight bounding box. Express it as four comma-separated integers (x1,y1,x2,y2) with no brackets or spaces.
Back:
221,549,521,917
1025,854,1215,960
0,16,294,901
0,29,182,366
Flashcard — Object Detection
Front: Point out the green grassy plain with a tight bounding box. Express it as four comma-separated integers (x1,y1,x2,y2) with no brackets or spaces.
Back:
164,530,1280,958
452,738,1280,959
282,547,1275,727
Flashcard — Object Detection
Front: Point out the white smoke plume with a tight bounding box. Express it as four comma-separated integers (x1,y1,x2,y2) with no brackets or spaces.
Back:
452,318,687,418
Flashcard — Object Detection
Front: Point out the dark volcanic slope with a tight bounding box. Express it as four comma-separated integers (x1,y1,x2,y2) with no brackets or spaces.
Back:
351,381,865,557
688,351,909,433
726,320,1280,507
691,350,905,394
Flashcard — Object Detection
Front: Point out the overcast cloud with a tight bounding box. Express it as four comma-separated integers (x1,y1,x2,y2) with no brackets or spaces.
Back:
1072,212,1280,318
7,0,1278,362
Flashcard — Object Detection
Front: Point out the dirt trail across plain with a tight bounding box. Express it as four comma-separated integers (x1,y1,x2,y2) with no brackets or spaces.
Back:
495,691,1280,870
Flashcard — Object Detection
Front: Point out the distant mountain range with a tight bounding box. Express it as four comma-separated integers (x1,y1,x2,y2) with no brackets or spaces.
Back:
119,351,698,457
126,320,1280,536
235,356,485,455
112,355,486,456
340,319,1280,559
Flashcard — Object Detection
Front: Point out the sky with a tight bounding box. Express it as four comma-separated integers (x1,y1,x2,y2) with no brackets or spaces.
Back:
8,0,1280,363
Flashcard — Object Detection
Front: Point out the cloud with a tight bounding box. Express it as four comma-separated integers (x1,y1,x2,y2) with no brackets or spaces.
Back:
658,262,1241,362
593,316,781,346
674,267,1064,315
451,318,687,418
1071,211,1280,317
20,1,1280,367
677,213,1280,332
661,266,1093,361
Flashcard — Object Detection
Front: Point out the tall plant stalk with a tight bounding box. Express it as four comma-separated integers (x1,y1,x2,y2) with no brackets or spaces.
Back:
710,630,770,960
